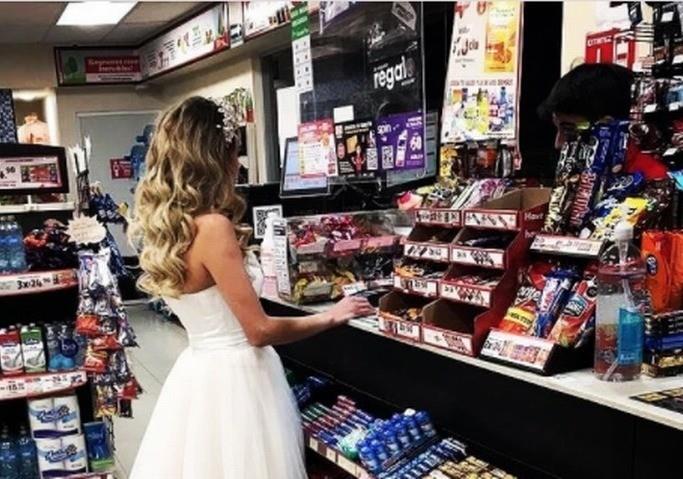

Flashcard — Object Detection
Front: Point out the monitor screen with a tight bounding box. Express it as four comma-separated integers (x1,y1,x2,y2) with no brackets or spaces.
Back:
280,137,329,197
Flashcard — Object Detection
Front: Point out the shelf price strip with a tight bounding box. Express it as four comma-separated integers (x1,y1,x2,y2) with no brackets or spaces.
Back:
0,370,87,401
0,269,78,296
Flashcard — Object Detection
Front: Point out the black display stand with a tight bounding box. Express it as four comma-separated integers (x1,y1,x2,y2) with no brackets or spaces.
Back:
263,297,683,479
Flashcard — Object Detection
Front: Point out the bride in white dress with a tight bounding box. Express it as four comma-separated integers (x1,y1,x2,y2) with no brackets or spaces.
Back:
127,96,374,478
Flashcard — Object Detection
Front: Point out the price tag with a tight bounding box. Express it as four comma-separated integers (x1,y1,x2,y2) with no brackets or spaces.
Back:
337,455,359,475
342,282,367,296
326,447,337,462
464,210,518,230
396,320,421,341
450,246,504,268
309,437,319,451
422,327,473,355
480,330,554,371
440,283,491,307
530,234,603,258
412,278,437,297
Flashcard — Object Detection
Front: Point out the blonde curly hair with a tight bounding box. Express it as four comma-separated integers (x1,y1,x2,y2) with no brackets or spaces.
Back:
128,96,250,298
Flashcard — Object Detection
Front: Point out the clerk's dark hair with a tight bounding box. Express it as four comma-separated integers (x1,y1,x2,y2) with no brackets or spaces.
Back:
538,63,634,122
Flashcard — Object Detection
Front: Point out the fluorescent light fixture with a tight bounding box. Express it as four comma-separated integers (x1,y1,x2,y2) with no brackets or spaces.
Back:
57,1,137,26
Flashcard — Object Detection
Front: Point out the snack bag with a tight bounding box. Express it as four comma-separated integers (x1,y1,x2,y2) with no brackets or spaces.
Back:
498,262,552,334
532,269,578,338
642,230,672,313
548,274,598,347
670,232,683,310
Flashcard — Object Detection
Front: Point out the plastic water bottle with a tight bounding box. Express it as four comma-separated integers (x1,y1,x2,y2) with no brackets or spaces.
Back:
16,425,37,479
6,217,26,274
0,425,20,479
595,216,646,381
0,218,10,274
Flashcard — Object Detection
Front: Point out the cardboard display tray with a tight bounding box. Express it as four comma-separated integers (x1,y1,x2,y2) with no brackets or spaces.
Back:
450,228,522,270
439,264,516,309
378,291,433,342
463,187,550,231
404,225,459,263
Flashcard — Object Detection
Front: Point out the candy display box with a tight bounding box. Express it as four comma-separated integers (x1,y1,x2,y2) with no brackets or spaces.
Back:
404,225,459,263
480,328,593,375
438,264,516,309
273,211,404,304
393,262,448,299
449,228,522,270
378,291,433,342
421,299,504,357
462,187,550,232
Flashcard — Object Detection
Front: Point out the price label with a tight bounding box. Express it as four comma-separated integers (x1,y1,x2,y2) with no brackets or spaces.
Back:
412,278,437,297
450,247,504,268
326,448,337,462
480,330,553,371
422,327,473,355
309,437,320,452
530,234,603,258
440,283,491,307
396,320,421,341
415,208,460,226
464,210,518,230
336,455,359,475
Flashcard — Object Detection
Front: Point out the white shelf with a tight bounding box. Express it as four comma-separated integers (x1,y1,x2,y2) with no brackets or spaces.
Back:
0,370,87,401
0,201,75,214
0,269,78,297
262,295,683,431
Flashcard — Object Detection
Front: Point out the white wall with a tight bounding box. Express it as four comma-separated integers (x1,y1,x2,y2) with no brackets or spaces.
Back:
562,2,653,74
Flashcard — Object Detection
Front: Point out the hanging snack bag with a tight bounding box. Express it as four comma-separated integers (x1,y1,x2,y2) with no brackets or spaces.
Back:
642,230,673,313
548,272,598,347
498,262,552,334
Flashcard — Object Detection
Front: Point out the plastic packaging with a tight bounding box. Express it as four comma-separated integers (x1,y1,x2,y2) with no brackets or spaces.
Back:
595,215,646,381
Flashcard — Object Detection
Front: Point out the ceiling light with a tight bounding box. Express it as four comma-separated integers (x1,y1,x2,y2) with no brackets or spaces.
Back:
57,1,137,26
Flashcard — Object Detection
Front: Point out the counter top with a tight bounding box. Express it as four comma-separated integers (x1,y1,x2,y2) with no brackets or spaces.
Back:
262,295,683,431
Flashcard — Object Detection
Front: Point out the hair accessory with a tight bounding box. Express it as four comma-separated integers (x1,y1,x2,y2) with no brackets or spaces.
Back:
211,96,241,147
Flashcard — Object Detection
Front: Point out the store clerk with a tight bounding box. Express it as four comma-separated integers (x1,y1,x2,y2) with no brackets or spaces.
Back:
538,62,669,180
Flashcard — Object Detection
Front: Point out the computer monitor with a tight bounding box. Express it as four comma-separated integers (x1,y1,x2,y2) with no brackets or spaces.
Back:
280,137,329,198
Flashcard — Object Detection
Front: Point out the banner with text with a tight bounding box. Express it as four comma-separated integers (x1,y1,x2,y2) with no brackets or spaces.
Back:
441,1,522,143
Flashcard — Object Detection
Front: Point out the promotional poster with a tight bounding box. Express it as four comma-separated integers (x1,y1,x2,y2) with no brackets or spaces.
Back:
335,120,378,177
441,1,522,143
376,111,425,170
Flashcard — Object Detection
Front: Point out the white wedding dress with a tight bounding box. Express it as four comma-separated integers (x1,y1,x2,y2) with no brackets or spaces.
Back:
130,255,307,479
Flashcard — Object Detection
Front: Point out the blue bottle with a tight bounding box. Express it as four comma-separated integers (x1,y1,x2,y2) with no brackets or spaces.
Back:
6,217,26,274
415,411,436,437
0,218,9,274
404,416,422,442
394,422,411,449
382,427,401,455
0,425,20,479
16,425,37,479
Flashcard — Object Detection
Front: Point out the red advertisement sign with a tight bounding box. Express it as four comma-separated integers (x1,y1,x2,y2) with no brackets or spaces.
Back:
110,158,133,179
85,56,141,83
585,28,635,69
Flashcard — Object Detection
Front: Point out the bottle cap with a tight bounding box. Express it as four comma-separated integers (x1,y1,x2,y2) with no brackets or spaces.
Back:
613,204,634,241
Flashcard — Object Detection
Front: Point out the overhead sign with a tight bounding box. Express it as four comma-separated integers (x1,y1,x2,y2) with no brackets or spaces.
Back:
56,49,141,85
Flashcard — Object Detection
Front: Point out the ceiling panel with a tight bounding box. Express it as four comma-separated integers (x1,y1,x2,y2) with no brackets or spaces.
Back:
123,2,204,24
0,2,65,25
0,24,50,43
102,21,167,44
0,2,209,45
43,25,115,44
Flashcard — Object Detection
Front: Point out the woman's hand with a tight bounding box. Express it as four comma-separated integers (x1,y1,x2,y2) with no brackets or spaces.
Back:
328,296,375,325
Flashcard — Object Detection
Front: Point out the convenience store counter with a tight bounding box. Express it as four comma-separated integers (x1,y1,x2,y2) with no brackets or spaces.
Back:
262,295,683,479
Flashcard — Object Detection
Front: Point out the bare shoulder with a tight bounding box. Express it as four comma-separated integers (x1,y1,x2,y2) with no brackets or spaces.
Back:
193,213,239,249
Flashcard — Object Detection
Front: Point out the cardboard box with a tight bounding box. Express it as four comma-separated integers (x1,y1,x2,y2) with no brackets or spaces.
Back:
450,228,520,270
463,187,550,231
404,225,459,263
439,264,516,309
378,291,433,342
421,299,501,356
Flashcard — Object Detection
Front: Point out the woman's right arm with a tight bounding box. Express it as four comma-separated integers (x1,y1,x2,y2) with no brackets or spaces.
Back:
194,214,374,347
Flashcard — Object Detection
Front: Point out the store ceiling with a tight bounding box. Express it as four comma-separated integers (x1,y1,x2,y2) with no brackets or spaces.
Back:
0,2,207,45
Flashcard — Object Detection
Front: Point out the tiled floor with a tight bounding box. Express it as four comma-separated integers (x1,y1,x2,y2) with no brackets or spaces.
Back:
114,305,188,478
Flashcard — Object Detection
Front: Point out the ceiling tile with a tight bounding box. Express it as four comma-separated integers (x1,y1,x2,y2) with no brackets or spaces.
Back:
122,2,204,24
0,24,51,43
0,2,65,26
102,21,167,44
43,25,115,45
